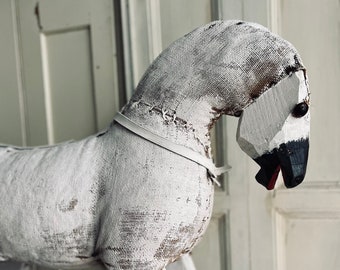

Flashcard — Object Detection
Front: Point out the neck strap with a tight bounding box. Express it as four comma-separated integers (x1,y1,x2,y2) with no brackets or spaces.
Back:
113,112,230,186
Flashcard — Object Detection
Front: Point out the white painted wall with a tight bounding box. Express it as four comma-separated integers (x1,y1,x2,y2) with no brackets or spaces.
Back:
268,1,340,269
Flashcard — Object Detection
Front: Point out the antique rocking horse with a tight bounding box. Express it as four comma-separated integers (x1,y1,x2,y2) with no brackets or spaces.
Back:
0,20,310,269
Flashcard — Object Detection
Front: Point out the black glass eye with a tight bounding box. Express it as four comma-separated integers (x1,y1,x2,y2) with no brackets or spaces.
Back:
234,110,243,117
292,102,309,118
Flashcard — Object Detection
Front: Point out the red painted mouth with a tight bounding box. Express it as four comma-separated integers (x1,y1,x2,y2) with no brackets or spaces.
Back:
266,165,281,190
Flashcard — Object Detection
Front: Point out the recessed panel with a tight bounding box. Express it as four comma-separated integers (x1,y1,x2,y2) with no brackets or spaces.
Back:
41,28,96,143
160,0,212,49
285,218,340,269
281,0,340,182
0,0,23,146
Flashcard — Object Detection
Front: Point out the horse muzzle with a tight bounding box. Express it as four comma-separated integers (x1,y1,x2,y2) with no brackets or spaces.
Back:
254,139,309,190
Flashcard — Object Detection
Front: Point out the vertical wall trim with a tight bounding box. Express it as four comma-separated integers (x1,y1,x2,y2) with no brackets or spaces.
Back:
338,21,340,71
120,0,135,100
268,0,281,34
220,212,232,270
269,3,282,268
211,0,224,20
120,0,163,100
146,0,162,62
11,0,28,146
113,0,127,108
40,34,55,145
273,211,286,270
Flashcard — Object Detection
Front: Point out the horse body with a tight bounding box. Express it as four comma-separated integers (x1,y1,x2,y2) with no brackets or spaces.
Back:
0,124,213,269
0,138,100,266
0,20,310,269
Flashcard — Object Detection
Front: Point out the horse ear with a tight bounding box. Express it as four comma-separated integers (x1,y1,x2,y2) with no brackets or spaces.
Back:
236,72,301,159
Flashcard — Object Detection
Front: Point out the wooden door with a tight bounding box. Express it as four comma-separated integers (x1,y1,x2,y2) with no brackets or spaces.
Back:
0,0,120,269
0,0,120,147
266,0,340,269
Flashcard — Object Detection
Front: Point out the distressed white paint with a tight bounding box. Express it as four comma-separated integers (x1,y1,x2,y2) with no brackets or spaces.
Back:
0,21,308,269
237,70,310,158
269,72,310,150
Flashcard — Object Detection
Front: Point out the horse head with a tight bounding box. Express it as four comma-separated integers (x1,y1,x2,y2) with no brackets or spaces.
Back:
237,70,310,189
0,20,310,269
125,20,310,190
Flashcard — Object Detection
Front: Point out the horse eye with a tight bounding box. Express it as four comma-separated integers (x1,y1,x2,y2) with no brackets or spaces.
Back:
292,102,309,118
234,110,243,117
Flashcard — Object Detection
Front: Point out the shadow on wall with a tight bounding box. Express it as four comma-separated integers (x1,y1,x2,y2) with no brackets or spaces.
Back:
0,261,22,270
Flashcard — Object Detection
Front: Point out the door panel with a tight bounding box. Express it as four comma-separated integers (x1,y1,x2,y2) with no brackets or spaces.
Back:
285,219,340,269
273,185,340,270
15,0,49,146
38,0,91,30
160,0,212,49
0,0,23,145
0,0,119,269
266,1,340,270
38,0,120,143
280,0,340,182
41,28,97,143
0,0,120,147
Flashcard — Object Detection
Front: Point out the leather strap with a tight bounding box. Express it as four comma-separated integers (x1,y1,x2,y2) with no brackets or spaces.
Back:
114,112,230,186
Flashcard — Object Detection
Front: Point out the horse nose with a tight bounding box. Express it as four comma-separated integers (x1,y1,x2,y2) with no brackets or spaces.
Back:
276,139,309,188
285,174,304,188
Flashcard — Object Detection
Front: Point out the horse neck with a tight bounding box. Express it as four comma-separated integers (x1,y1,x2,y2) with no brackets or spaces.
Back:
120,86,221,158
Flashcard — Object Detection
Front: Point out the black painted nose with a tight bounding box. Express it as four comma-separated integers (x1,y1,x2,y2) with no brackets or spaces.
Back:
276,139,309,188
254,139,309,190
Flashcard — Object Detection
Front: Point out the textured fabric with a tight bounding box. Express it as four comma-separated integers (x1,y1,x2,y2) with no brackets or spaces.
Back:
0,20,307,269
113,112,230,185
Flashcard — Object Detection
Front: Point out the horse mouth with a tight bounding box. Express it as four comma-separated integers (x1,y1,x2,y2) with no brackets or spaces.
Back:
253,139,309,190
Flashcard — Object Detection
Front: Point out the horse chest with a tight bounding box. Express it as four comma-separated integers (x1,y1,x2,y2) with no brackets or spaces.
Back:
95,129,215,266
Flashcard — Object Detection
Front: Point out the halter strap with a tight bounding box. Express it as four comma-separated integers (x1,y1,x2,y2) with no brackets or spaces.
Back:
114,112,230,186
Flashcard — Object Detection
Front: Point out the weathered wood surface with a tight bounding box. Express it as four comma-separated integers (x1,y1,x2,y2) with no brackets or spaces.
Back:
237,70,310,189
0,20,309,269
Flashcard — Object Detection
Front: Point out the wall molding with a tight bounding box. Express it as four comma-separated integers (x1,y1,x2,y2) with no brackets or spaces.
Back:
120,0,163,100
273,181,340,217
39,33,55,145
11,0,28,146
267,0,281,34
273,181,340,270
211,0,224,20
146,0,162,62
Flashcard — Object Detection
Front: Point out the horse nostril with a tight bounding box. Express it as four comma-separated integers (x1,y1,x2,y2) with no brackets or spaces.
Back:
294,175,304,185
277,144,293,156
